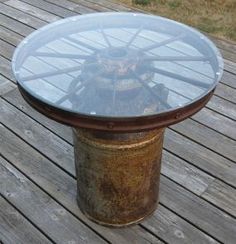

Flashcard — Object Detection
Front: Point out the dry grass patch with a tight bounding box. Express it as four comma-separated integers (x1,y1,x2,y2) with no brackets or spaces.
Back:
115,0,236,42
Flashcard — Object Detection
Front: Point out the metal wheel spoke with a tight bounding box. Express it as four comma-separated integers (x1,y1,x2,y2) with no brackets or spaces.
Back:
149,66,211,89
126,26,143,47
56,83,84,105
56,69,105,105
144,55,210,62
140,33,185,52
21,65,82,82
34,52,91,60
66,36,99,52
100,26,112,47
131,70,171,109
67,74,82,92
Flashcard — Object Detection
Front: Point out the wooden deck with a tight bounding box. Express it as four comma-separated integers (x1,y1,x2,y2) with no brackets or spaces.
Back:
0,0,235,243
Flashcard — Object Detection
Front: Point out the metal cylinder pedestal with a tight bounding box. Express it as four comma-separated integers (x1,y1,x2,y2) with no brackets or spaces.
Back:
73,128,165,227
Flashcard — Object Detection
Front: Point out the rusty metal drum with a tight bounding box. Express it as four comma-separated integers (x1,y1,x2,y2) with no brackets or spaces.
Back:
73,128,164,226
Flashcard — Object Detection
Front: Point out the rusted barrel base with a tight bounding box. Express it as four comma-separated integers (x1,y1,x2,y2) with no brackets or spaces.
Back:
77,198,158,227
73,128,164,227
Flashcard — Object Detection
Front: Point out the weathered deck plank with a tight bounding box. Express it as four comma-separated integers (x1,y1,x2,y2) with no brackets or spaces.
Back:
0,0,235,243
207,95,236,120
0,120,219,244
142,205,219,244
192,108,236,140
209,35,236,55
86,0,131,11
0,2,47,28
0,75,16,96
0,98,75,175
161,151,215,195
0,154,107,244
0,39,14,60
171,119,236,162
0,94,223,195
201,179,236,218
18,0,78,18
215,82,236,104
42,0,96,14
5,0,61,22
0,96,216,198
0,122,164,244
0,25,23,47
223,59,236,74
0,61,235,244
1,95,235,242
221,70,236,89
0,13,33,36
3,89,73,143
0,193,53,244
70,0,111,12
164,129,236,188
0,55,14,81
160,176,236,244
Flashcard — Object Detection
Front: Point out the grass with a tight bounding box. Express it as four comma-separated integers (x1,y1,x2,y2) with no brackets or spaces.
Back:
115,0,236,42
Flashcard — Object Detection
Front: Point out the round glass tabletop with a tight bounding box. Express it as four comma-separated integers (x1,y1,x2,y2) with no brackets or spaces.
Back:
12,12,223,130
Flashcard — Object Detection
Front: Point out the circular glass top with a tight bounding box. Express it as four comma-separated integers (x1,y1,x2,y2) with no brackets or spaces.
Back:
12,12,223,120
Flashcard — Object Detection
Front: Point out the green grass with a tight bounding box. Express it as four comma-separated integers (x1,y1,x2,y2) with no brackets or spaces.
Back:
116,0,236,42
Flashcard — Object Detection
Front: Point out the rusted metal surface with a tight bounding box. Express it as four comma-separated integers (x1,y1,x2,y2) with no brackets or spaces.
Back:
18,85,215,132
73,127,165,226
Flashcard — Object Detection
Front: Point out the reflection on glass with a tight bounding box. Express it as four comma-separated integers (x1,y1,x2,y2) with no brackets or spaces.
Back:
13,13,223,118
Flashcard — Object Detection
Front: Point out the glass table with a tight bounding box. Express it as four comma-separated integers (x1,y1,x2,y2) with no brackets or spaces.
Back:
12,12,223,227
